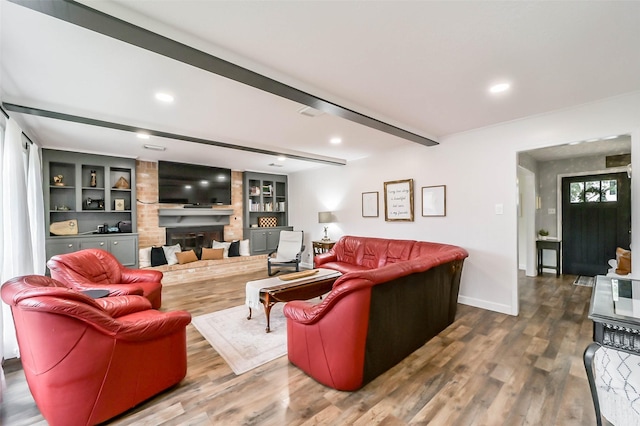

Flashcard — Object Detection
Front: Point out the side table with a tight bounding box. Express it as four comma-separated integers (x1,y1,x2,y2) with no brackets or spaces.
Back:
536,239,561,277
312,240,336,256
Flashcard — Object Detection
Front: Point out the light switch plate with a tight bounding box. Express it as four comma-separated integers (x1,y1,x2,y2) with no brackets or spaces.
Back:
495,204,504,215
548,208,556,215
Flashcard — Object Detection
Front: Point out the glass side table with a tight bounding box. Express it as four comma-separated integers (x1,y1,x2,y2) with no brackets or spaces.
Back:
588,275,640,354
584,275,640,425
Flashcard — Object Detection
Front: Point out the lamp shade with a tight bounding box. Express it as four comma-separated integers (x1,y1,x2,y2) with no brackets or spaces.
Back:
318,211,332,224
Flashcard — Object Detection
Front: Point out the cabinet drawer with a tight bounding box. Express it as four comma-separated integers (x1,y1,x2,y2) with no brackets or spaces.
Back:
79,238,108,250
46,239,78,261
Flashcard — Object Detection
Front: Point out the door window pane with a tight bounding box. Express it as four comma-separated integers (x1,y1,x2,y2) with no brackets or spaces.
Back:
570,182,584,203
585,181,601,202
602,180,618,202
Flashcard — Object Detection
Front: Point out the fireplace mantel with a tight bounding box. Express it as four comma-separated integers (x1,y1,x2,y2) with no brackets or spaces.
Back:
158,208,234,228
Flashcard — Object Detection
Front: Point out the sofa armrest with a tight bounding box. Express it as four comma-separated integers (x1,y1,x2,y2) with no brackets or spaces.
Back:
314,252,337,267
284,277,373,324
114,310,192,341
120,267,163,284
94,295,152,318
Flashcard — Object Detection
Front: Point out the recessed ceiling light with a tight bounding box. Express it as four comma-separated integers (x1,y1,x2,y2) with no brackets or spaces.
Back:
155,92,174,103
277,156,286,161
586,138,600,143
143,144,166,151
330,137,342,144
136,133,150,139
568,141,581,145
489,83,511,94
298,106,323,117
604,135,619,140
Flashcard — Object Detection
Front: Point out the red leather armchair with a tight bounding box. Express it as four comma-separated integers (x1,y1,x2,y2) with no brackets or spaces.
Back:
47,248,163,308
1,275,191,426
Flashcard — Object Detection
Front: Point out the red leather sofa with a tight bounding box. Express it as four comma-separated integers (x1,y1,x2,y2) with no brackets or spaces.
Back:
47,248,163,309
1,275,191,426
284,235,468,391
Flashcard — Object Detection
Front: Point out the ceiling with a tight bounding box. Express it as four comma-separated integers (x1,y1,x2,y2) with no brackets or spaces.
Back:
1,0,639,174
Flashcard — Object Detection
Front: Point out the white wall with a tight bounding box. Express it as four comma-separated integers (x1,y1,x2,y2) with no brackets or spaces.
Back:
289,91,640,316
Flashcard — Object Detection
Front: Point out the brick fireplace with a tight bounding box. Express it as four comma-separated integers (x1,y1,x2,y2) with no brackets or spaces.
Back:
135,161,244,248
166,226,223,256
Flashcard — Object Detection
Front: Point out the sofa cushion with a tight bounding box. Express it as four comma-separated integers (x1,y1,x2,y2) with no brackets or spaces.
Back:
139,247,152,268
201,247,224,260
239,239,250,256
212,240,231,258
151,247,168,267
616,247,632,275
333,236,365,266
162,243,182,266
318,261,370,274
175,250,198,264
228,240,240,257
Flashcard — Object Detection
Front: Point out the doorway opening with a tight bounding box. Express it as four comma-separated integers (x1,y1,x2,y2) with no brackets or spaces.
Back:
517,135,632,281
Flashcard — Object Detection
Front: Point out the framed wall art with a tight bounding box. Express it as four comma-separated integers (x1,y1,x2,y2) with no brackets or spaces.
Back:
422,185,446,217
362,191,379,217
384,179,414,221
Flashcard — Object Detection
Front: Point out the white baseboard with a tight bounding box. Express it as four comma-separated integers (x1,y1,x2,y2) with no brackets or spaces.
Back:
457,295,515,316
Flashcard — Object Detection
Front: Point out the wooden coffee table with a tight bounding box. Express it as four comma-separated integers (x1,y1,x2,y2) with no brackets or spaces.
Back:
246,268,341,332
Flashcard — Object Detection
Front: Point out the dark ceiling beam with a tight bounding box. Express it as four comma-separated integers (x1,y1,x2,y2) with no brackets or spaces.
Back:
3,103,347,166
9,0,438,147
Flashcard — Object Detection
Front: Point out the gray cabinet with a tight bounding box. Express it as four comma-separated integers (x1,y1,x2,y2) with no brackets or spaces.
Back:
47,234,138,267
243,172,291,255
43,149,138,267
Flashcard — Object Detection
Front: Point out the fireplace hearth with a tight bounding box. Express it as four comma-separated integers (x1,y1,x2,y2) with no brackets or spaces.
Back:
166,226,223,256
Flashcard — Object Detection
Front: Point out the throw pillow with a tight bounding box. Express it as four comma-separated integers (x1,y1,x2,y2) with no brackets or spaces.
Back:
212,240,231,258
139,247,152,268
616,247,632,275
239,239,250,256
175,250,198,264
162,243,182,266
229,240,240,257
150,246,168,267
201,247,224,260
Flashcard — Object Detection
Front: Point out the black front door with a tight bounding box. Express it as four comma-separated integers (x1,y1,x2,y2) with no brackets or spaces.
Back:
562,172,631,276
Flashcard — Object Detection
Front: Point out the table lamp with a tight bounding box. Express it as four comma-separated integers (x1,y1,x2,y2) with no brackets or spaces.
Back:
318,211,332,241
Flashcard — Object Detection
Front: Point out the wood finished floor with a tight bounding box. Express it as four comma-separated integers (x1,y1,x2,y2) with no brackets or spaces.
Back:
1,271,596,425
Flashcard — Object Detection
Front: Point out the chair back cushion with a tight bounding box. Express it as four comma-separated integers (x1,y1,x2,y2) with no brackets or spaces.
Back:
48,248,123,284
273,231,303,261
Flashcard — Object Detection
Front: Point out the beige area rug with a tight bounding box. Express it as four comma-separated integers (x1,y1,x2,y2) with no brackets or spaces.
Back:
192,304,287,375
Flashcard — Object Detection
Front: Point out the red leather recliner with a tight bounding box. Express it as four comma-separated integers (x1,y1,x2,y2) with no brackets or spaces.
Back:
47,248,163,308
1,275,191,426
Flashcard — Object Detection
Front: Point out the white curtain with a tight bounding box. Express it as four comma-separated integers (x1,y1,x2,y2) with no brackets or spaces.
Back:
27,144,45,275
1,118,38,359
0,120,7,376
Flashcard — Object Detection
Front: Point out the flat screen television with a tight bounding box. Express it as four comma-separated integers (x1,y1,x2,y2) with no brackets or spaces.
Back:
158,161,232,206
